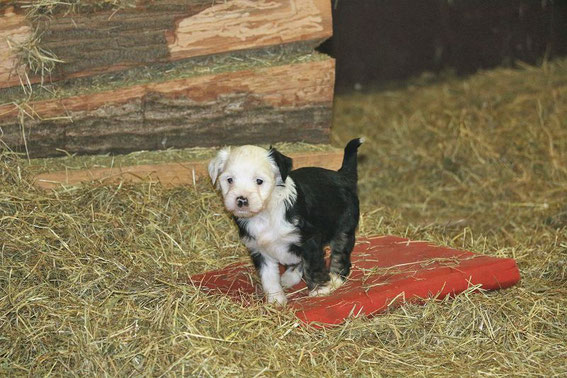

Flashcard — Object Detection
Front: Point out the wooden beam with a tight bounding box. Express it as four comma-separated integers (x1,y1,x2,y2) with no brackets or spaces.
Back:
0,57,335,157
0,0,332,89
34,150,343,189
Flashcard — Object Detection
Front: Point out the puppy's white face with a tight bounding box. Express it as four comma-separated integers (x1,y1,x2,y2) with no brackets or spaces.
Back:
208,145,279,218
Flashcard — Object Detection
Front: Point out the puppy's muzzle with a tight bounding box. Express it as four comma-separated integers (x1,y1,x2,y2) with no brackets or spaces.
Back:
236,196,249,208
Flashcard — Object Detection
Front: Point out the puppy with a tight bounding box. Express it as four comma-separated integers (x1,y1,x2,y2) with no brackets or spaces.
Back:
208,138,363,305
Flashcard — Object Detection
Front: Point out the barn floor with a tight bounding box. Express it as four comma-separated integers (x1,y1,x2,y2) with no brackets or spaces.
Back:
1,59,566,376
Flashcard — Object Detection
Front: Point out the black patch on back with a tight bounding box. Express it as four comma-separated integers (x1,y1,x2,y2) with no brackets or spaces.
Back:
289,167,359,242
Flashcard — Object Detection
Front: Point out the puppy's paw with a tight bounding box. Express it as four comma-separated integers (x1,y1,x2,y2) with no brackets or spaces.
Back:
308,273,345,297
329,272,345,288
280,268,303,288
266,291,288,306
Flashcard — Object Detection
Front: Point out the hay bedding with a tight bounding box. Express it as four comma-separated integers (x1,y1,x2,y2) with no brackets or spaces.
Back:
1,59,567,375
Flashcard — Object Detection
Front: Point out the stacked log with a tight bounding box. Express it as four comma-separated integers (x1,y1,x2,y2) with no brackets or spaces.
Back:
0,0,334,158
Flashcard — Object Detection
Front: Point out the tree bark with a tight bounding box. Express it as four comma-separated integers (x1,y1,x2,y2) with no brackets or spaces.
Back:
0,0,332,89
0,58,335,157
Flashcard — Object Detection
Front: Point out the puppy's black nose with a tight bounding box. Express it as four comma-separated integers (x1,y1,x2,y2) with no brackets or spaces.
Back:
236,196,249,208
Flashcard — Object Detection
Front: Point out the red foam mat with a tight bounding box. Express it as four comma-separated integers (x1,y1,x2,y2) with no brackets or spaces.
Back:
190,235,521,326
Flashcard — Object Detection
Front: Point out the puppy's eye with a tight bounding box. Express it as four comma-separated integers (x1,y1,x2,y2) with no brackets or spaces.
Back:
256,179,264,185
227,178,233,184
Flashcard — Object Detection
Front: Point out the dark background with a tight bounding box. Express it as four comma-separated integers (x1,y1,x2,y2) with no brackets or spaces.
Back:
318,0,567,93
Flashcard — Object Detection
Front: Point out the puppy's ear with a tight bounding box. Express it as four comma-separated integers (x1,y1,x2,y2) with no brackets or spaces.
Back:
208,147,230,187
268,147,293,183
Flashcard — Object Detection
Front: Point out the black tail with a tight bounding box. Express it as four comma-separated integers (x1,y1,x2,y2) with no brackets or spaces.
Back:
338,137,364,181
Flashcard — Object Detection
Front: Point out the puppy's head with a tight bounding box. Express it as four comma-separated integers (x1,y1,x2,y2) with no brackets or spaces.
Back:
208,145,292,218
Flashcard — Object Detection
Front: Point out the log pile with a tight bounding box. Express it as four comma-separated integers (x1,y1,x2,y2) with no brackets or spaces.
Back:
0,0,334,158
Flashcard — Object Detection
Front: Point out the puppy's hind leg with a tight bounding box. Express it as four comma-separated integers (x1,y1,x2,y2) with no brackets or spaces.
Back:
301,235,335,297
329,231,356,285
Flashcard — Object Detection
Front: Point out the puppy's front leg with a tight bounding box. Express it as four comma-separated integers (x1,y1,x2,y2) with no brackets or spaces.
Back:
281,262,303,288
251,252,287,305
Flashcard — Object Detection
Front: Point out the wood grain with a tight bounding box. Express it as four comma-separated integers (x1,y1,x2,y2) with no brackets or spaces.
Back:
168,0,332,60
0,0,332,89
0,58,335,157
34,150,343,189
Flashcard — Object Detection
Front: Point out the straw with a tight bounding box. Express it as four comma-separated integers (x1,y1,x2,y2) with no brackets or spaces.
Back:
1,58,566,376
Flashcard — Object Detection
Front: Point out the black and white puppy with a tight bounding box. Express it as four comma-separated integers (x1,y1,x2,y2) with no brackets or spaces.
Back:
208,138,364,305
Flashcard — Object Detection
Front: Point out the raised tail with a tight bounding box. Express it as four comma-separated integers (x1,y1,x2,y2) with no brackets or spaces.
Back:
338,137,364,181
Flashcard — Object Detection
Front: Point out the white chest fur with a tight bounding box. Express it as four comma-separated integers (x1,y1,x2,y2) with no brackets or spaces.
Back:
241,209,301,266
